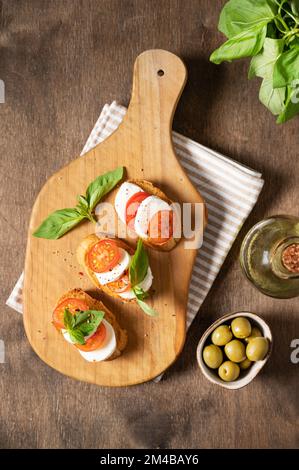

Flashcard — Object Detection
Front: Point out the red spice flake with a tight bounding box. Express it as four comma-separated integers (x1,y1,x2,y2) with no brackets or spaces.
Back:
78,272,84,276
282,243,299,273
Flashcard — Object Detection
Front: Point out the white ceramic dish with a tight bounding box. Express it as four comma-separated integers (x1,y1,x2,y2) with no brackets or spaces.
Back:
196,312,273,390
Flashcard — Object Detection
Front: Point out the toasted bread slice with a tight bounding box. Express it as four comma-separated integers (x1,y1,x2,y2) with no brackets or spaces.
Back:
55,288,127,359
124,179,179,252
76,234,136,303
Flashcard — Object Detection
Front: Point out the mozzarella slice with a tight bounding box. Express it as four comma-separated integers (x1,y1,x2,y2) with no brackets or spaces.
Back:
95,249,130,285
115,182,144,224
119,266,153,300
62,319,116,362
134,196,172,239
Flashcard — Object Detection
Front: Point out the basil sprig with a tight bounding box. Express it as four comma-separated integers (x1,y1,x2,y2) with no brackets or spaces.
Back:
210,0,299,123
129,239,158,317
33,166,123,239
129,238,149,287
63,308,105,345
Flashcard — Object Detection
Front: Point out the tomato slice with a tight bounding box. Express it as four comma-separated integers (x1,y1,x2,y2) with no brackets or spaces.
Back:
125,191,150,225
87,239,121,273
106,270,131,293
148,210,174,244
75,322,107,351
53,298,89,330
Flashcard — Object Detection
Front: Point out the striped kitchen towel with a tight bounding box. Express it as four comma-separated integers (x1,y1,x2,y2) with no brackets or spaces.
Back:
7,101,264,328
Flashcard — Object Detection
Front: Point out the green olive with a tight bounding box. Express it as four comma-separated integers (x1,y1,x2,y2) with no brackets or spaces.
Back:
246,337,269,361
245,326,263,343
224,339,246,363
218,361,240,382
203,344,223,369
211,325,233,346
231,317,252,339
239,358,252,370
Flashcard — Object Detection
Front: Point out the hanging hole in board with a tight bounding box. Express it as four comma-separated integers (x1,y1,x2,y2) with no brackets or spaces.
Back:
157,69,164,77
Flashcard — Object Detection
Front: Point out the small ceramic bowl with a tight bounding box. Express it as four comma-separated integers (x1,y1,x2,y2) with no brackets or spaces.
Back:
197,312,272,390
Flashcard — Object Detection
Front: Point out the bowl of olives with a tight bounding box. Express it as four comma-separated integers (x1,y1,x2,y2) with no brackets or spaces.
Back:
197,312,272,389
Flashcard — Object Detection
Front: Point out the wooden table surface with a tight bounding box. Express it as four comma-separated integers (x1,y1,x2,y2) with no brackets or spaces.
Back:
0,0,298,449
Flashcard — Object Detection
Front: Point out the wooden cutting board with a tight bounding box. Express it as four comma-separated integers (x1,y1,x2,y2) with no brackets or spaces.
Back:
24,50,206,386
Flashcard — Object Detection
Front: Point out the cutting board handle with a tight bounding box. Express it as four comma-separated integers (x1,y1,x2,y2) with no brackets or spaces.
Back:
125,50,187,140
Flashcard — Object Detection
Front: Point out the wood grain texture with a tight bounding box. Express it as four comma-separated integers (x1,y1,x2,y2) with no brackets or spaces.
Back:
0,0,298,449
23,49,206,386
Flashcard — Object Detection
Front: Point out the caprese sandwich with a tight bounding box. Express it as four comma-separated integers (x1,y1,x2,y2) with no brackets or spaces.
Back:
77,235,157,316
114,179,179,251
53,289,127,362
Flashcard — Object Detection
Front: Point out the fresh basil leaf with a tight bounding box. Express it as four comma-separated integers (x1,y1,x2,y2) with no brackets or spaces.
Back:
130,251,156,316
33,208,84,239
33,167,123,239
85,167,123,211
78,310,105,336
211,0,299,123
290,38,299,48
76,195,96,222
210,24,267,64
73,310,90,327
78,323,96,336
218,0,277,38
129,239,149,288
133,286,149,301
65,309,105,345
84,310,105,322
69,329,85,345
77,195,89,212
136,298,158,317
273,46,299,88
291,0,299,16
63,308,75,330
248,38,284,79
277,84,299,123
259,77,286,115
266,21,278,39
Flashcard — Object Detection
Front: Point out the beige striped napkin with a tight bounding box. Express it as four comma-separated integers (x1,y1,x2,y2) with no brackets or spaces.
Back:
7,101,264,334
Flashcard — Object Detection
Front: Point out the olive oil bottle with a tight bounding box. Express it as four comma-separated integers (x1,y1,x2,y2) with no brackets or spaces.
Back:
240,215,299,299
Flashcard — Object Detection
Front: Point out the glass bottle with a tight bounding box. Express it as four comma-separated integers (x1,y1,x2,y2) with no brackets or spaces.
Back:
240,215,299,298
